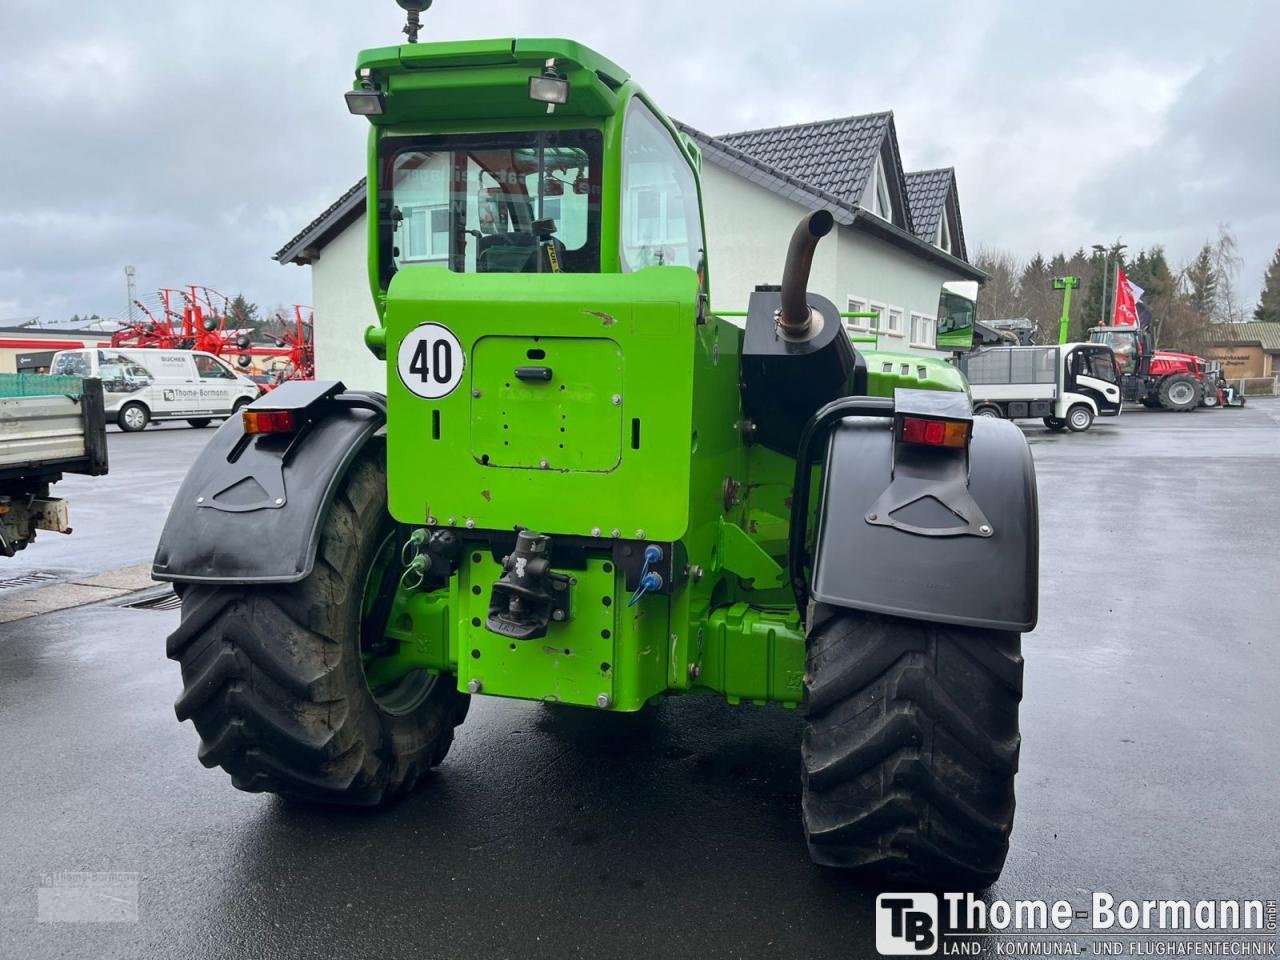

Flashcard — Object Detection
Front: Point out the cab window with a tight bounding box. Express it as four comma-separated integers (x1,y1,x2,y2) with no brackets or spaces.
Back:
1075,349,1118,383
51,351,90,377
378,129,602,284
620,100,704,271
194,355,235,380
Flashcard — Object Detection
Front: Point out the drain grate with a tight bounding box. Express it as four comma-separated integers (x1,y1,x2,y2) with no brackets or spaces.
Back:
121,590,182,611
0,571,59,591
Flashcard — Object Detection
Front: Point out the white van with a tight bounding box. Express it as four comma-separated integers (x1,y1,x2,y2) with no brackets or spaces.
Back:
49,348,260,432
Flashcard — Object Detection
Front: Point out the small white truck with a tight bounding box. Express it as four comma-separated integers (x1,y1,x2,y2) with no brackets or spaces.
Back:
958,343,1122,432
0,374,109,556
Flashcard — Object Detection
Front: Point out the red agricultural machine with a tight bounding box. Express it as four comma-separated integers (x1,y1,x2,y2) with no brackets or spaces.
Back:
1089,303,1218,412
259,305,315,389
111,286,315,390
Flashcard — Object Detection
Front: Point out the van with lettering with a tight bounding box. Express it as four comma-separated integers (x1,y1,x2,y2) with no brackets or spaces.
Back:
49,348,260,432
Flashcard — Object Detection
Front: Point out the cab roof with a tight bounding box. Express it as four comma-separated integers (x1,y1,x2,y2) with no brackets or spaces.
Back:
353,38,631,124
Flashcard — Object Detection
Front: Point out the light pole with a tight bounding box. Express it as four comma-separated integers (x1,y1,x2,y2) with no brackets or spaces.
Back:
124,265,136,325
1091,242,1127,327
1091,244,1108,327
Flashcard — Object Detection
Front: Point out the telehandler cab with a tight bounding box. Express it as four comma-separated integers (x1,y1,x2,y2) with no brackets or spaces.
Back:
155,3,1038,887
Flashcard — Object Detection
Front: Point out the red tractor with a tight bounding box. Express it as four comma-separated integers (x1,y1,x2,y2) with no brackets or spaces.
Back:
1089,304,1213,412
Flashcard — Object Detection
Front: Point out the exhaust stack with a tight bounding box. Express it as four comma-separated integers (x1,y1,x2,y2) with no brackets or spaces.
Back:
738,210,858,456
778,210,835,338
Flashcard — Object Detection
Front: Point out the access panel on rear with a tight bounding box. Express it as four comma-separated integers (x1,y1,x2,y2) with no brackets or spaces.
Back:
469,336,623,472
383,267,699,541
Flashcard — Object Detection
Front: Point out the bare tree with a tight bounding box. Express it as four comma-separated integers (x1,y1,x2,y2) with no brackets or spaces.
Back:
1211,223,1244,324
972,247,1023,324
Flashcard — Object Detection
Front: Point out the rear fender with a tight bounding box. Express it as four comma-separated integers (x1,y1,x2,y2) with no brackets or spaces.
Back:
790,393,1038,632
152,382,387,584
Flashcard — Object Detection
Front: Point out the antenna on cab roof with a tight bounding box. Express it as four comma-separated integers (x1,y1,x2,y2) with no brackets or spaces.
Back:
396,0,432,44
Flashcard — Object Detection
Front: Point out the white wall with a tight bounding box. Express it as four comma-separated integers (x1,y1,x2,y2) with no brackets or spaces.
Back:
699,163,838,316
835,229,955,357
310,211,384,391
699,164,954,356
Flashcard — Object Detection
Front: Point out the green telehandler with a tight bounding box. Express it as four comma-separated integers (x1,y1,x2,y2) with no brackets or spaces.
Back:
154,3,1038,887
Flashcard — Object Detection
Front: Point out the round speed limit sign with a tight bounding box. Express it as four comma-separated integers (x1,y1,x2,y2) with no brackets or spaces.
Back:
397,323,465,399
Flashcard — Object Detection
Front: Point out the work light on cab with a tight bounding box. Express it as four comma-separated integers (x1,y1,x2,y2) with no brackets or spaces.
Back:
345,75,385,116
528,60,569,105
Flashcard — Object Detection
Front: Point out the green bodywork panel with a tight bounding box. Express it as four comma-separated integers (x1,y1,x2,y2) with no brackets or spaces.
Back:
352,36,971,711
860,348,971,399
384,268,702,540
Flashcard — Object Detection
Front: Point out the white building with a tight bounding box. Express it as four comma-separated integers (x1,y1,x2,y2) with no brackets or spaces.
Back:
274,113,983,390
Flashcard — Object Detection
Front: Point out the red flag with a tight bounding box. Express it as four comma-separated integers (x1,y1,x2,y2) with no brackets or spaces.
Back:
1113,267,1140,326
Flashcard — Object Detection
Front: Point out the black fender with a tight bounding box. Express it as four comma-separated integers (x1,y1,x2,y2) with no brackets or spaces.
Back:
790,395,1038,632
152,381,386,585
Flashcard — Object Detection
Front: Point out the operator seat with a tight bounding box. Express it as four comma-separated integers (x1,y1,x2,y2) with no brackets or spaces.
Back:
476,232,568,274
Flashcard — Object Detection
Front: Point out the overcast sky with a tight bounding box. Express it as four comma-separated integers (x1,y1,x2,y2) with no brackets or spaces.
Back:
1,0,1276,324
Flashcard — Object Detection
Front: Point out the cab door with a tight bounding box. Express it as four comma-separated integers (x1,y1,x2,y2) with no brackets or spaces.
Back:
191,353,239,414
1067,346,1122,415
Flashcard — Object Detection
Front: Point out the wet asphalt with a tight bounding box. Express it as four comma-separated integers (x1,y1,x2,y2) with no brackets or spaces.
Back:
1,406,1278,959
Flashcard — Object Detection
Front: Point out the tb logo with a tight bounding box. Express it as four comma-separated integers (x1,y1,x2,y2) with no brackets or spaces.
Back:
876,893,938,955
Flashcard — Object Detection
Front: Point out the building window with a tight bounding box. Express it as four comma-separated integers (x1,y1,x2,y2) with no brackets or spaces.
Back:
401,203,450,262
935,205,952,254
910,312,937,348
861,154,893,222
846,296,869,332
885,306,904,337
868,301,887,334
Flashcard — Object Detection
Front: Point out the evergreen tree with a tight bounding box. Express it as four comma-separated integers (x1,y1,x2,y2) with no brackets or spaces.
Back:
1184,245,1217,319
1082,244,1124,333
226,293,260,329
1254,245,1280,322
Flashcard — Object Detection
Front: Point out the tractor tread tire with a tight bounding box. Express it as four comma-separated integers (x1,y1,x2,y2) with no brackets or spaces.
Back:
1159,374,1202,412
167,448,469,806
802,605,1022,889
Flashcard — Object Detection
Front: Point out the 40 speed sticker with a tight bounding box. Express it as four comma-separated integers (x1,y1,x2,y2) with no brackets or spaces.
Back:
397,323,465,399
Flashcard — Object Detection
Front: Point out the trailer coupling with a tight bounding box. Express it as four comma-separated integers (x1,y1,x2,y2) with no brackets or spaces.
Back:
486,530,572,640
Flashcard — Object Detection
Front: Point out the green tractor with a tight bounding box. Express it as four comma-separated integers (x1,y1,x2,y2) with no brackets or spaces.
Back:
154,7,1037,887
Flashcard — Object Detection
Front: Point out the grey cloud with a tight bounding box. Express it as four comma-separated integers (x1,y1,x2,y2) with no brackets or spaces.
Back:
0,0,1275,321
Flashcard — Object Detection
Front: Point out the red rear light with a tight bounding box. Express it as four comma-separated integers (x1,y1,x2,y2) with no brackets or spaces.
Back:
242,409,298,435
899,415,969,449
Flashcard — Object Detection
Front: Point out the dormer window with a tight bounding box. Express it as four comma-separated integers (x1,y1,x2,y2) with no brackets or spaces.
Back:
936,204,952,254
862,153,893,222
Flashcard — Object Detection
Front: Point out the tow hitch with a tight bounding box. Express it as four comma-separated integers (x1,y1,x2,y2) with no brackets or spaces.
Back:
486,530,571,640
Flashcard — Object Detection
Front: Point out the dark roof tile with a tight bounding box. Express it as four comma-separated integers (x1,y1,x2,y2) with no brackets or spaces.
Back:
718,113,892,207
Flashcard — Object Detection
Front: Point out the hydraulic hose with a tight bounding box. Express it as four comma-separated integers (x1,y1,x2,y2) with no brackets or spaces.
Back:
778,210,836,336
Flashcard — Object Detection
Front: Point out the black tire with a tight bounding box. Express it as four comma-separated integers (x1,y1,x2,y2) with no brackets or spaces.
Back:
186,418,212,428
166,447,469,805
228,396,252,420
1202,389,1219,408
801,606,1022,889
1159,374,1201,411
974,405,1003,419
1066,404,1093,432
117,401,150,432
1042,416,1067,431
